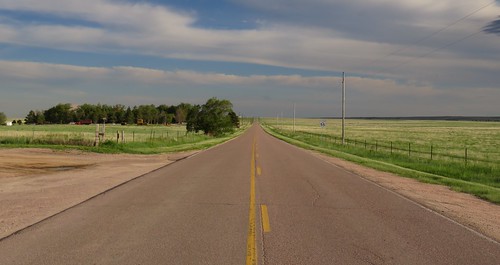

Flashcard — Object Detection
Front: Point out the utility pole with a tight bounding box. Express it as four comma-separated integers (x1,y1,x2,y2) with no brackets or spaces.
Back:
293,103,296,133
342,72,346,145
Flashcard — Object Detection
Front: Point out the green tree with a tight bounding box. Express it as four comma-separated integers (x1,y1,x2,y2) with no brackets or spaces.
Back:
25,110,37,124
17,120,23,125
186,105,201,133
0,112,6,125
186,98,237,136
125,107,135,124
35,111,45,124
175,103,191,124
44,103,73,124
229,111,240,128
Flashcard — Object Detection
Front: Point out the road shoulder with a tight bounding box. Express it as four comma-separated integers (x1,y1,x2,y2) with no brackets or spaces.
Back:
306,149,500,242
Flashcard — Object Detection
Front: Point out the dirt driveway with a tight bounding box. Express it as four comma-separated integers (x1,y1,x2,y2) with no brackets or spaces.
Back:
1,147,499,243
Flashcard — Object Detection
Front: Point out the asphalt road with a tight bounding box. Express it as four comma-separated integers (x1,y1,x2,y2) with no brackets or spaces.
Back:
0,124,499,264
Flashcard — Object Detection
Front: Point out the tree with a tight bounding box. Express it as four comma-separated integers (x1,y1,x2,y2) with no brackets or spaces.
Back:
25,110,37,124
17,120,23,125
125,107,135,124
35,111,45,124
0,112,6,125
186,105,201,133
229,111,240,128
175,103,191,124
186,98,238,136
44,103,73,124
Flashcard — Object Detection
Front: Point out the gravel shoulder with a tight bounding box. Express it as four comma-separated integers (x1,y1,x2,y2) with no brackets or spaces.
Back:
308,149,500,243
0,148,197,239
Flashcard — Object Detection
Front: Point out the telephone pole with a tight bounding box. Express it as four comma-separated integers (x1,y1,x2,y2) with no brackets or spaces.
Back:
293,103,296,133
342,72,346,145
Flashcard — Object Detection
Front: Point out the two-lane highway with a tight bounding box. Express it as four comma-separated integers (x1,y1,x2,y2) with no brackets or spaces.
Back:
1,124,499,264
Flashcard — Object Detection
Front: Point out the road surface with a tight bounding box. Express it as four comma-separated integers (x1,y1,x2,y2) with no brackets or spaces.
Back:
0,124,499,264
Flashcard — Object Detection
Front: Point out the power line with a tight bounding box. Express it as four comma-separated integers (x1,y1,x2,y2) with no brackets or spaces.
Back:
368,1,496,66
384,28,484,71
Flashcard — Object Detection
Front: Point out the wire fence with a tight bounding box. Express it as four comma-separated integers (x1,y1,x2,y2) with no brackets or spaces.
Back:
273,128,498,167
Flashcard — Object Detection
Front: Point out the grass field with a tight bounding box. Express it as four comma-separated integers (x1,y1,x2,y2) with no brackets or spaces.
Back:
261,118,500,203
0,119,252,154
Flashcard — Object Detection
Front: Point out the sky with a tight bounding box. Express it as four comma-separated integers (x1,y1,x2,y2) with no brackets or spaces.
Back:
0,0,499,118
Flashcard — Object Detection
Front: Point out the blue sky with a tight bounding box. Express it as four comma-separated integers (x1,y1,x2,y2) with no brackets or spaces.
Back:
0,0,499,118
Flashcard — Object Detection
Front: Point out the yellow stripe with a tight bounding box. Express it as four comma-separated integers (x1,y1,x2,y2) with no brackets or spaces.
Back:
261,205,271,233
246,138,257,265
257,166,262,176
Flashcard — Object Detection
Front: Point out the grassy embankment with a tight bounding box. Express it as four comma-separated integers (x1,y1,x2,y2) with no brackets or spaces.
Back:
261,118,500,203
0,119,251,154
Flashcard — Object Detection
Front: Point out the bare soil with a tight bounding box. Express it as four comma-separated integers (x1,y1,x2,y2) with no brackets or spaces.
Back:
308,150,500,243
0,148,197,239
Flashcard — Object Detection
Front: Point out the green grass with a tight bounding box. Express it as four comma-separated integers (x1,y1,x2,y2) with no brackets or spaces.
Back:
261,118,500,204
0,120,252,154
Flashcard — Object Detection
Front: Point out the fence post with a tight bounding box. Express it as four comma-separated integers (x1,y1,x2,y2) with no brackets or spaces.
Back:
122,130,125,144
465,148,468,166
94,124,99,146
431,145,433,160
364,140,367,149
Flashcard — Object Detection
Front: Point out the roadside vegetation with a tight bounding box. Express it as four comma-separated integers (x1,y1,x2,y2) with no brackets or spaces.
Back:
0,98,247,154
261,118,500,203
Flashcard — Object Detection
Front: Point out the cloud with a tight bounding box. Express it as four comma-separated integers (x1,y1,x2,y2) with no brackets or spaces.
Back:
1,60,498,117
483,17,500,35
0,1,499,117
0,0,498,90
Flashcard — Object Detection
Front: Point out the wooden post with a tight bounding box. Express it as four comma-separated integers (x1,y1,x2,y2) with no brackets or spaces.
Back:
94,124,99,147
116,130,119,143
122,130,125,144
465,148,468,166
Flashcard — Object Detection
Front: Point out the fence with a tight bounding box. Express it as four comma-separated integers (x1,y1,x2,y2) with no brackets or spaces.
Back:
273,127,498,166
0,127,202,147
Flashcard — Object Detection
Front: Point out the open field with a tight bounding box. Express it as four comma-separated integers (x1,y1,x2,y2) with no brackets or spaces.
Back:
261,118,500,203
0,119,251,154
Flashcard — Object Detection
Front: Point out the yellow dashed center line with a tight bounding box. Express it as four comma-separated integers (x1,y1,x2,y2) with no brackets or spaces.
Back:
246,138,257,265
261,205,271,233
257,166,262,176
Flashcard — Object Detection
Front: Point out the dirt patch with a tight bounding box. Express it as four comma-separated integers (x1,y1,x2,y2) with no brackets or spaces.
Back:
307,149,500,242
0,148,197,239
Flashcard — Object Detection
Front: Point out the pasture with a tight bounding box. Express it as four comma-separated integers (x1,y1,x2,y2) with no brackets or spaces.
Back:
0,122,250,154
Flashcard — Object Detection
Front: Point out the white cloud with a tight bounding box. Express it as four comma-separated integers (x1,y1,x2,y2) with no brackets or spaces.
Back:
0,0,498,87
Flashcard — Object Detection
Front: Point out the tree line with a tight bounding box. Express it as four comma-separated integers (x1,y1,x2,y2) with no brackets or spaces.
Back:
24,102,193,125
17,98,240,136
